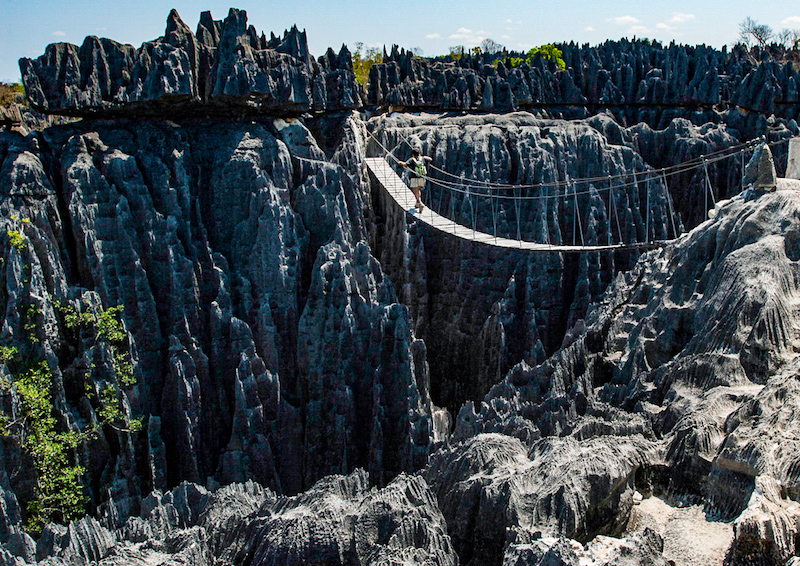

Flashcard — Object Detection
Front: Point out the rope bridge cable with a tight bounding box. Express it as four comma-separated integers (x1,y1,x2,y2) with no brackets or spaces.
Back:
370,131,790,199
369,133,787,203
388,130,790,193
364,126,793,251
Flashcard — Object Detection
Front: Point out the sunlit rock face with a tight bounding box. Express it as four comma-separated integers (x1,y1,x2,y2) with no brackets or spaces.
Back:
10,11,800,564
440,187,800,564
368,42,800,127
20,9,362,118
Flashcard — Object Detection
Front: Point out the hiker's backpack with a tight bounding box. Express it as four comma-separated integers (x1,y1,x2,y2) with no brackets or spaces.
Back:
414,159,427,178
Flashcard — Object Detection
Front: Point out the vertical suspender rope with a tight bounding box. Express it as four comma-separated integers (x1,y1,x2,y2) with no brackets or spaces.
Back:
543,184,550,246
611,178,623,245
607,176,613,246
452,178,458,236
466,180,472,238
632,170,639,243
572,180,577,246
574,181,585,247
703,161,708,219
740,150,746,190
662,171,678,239
703,158,716,218
491,188,498,242
515,185,522,247
645,175,651,243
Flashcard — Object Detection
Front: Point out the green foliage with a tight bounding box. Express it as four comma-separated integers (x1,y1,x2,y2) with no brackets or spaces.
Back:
449,45,466,60
497,44,566,70
0,357,86,534
7,230,25,251
23,305,40,343
0,82,25,107
352,42,383,86
0,300,138,533
528,45,566,70
56,302,134,386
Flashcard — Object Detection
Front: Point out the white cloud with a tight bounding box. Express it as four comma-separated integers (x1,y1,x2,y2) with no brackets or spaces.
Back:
607,16,640,26
95,27,107,31
448,26,491,43
52,31,66,37
783,16,800,27
501,34,511,40
506,18,512,24
656,22,675,31
669,12,695,24
426,33,442,39
629,25,648,34
585,26,595,32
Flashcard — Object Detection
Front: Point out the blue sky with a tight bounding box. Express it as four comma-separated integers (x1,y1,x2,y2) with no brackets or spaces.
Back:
2,0,799,82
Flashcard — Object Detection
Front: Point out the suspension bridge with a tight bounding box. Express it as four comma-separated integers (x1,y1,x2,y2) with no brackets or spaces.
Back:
365,131,792,254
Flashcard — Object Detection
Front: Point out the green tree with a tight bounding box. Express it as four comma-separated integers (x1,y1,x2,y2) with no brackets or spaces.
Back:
0,82,24,107
0,294,139,534
495,44,566,71
352,42,383,86
527,44,566,70
449,45,466,59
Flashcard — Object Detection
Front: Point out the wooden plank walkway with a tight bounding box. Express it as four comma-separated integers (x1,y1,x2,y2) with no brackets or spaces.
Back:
365,157,669,253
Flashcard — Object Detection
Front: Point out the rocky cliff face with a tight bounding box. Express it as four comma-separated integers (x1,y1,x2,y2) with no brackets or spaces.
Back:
0,111,443,543
438,186,800,564
19,9,362,117
9,12,800,566
369,41,800,128
367,112,779,414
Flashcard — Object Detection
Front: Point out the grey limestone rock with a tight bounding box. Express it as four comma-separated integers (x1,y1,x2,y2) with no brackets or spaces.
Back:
0,113,436,532
742,142,778,190
83,472,456,566
448,186,800,563
20,9,362,117
423,433,657,566
368,41,800,126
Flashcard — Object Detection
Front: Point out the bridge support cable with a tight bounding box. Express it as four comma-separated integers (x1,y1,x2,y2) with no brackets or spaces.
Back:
514,186,522,248
646,175,651,243
573,181,585,247
703,158,717,218
610,179,623,245
741,151,746,190
436,177,445,216
543,185,551,246
490,190,498,242
662,171,679,239
571,181,577,246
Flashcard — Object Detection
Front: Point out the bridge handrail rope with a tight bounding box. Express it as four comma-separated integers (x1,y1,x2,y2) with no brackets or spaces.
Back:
375,129,787,192
362,125,787,250
367,130,787,203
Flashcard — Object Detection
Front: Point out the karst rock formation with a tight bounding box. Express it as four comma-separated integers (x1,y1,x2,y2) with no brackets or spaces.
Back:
3,7,800,566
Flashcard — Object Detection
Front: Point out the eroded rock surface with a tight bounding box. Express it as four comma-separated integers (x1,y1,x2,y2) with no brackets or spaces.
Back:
369,42,800,126
0,113,440,533
20,9,362,117
18,472,457,565
435,188,800,564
